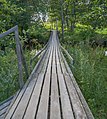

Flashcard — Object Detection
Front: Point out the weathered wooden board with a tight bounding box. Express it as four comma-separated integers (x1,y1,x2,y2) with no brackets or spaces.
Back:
0,96,13,111
50,46,61,119
55,46,74,119
24,46,52,119
4,30,94,119
0,96,13,118
60,51,94,119
5,44,51,119
58,50,87,119
36,46,53,119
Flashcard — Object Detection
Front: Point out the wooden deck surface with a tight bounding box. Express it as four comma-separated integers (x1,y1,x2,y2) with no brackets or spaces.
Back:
4,31,94,119
0,96,13,119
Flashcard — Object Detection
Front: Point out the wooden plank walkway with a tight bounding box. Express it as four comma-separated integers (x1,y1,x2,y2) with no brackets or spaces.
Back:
0,96,13,119
4,30,94,119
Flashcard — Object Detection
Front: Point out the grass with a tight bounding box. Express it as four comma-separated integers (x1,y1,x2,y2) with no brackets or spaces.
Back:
0,49,19,102
61,24,107,46
0,26,47,103
61,24,107,118
64,43,107,119
1,23,107,118
0,47,39,103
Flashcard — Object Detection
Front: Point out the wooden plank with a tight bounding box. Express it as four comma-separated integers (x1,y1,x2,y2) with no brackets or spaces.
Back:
5,87,29,119
15,29,24,88
20,43,29,78
4,91,21,118
60,51,94,119
23,46,52,119
5,31,51,119
11,47,51,119
36,46,53,119
60,45,74,64
5,47,50,119
30,40,50,65
0,26,29,86
0,114,5,119
0,97,13,116
0,26,17,38
28,45,50,81
50,34,61,119
0,106,8,116
5,48,49,118
55,46,74,119
0,97,13,111
58,50,87,119
11,79,38,118
4,30,94,119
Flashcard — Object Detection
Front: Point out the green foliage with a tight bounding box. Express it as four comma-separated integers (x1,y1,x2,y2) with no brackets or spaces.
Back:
48,0,107,32
0,1,26,31
0,0,50,103
0,0,49,33
26,24,50,45
62,24,107,46
0,1,107,118
0,47,39,102
81,5,107,29
64,44,107,119
63,26,94,43
0,49,19,102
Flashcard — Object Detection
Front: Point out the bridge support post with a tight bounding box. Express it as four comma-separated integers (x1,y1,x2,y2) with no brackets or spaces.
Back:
0,25,29,89
15,27,24,88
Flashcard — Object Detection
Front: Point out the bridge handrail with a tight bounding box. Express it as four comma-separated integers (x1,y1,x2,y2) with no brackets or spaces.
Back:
60,50,94,118
60,45,74,65
0,25,28,88
30,31,53,70
30,43,48,70
30,42,49,65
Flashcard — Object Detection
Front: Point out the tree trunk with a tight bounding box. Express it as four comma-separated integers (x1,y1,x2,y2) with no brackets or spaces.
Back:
60,0,64,40
71,1,76,31
65,5,69,29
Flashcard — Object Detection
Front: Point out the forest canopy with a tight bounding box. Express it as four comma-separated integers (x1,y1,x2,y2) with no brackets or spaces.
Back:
0,0,107,31
0,0,107,119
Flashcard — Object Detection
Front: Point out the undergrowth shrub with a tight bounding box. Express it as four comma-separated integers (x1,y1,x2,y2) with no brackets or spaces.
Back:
0,47,39,103
0,26,49,103
64,44,107,119
0,49,19,102
27,24,50,45
62,25,107,47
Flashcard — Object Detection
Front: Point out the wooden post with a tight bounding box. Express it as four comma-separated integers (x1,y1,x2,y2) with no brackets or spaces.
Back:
15,26,24,88
19,43,29,78
56,18,58,31
60,0,64,40
0,25,29,89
